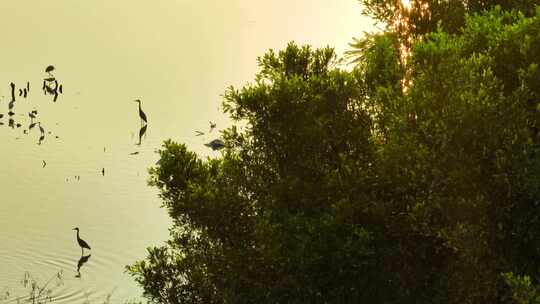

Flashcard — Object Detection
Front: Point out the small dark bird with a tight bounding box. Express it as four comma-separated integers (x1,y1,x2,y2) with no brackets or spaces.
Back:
10,83,15,101
42,160,46,168
8,111,14,116
209,121,216,132
45,65,55,76
15,123,21,128
205,139,225,151
129,151,139,155
0,114,3,119
133,99,147,126
73,227,91,254
101,168,105,176
195,130,204,136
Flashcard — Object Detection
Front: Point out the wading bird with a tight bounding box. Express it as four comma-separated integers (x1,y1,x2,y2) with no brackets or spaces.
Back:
133,99,147,127
45,65,55,76
73,227,91,254
38,122,44,134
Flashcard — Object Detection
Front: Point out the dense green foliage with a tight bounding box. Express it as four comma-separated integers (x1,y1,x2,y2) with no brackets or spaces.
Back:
128,2,540,303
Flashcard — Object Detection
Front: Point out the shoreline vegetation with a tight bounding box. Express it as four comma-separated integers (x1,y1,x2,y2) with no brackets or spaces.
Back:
0,271,142,304
127,2,540,304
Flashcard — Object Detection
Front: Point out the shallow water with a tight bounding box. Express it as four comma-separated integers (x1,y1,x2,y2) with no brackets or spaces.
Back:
0,1,371,303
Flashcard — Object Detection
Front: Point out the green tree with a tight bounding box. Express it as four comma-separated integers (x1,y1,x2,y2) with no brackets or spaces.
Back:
129,4,540,304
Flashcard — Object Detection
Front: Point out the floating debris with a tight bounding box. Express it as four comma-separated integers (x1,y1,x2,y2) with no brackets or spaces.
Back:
204,139,225,151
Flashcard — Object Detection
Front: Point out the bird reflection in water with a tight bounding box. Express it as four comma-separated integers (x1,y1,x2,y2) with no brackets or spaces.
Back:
136,124,147,146
75,253,91,278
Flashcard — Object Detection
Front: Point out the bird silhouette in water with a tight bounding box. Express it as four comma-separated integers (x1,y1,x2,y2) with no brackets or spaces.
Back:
137,124,147,146
205,139,225,151
75,253,91,278
73,227,91,255
133,99,147,127
45,65,55,77
209,121,216,133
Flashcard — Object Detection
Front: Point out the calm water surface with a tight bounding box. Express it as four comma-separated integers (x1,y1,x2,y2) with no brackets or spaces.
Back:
0,1,371,303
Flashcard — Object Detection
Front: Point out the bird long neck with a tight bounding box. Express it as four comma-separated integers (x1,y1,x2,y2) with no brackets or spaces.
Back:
76,230,80,240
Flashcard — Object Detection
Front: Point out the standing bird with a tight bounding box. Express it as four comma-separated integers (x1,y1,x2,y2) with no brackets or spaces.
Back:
133,99,147,127
209,121,216,133
73,227,91,254
38,122,45,135
45,65,55,77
